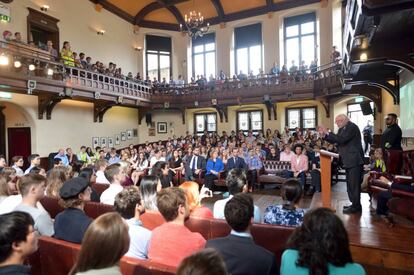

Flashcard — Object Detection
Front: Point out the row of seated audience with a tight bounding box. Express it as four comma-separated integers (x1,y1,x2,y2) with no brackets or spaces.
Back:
0,171,365,274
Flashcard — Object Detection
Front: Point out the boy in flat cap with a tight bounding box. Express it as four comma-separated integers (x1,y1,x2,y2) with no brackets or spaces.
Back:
54,177,93,244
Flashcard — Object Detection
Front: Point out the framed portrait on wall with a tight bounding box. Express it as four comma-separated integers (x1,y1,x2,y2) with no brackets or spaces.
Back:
115,134,120,145
108,137,114,148
121,132,126,141
148,128,155,136
100,137,107,148
127,130,133,140
157,122,167,134
92,137,99,149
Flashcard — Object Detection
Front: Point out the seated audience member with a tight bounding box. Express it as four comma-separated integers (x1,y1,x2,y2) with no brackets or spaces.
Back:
77,146,90,164
226,147,247,171
0,175,13,204
361,148,387,191
114,186,151,259
78,168,100,202
133,152,148,179
204,149,224,190
24,154,40,175
184,146,206,181
177,248,227,275
119,161,134,187
107,148,121,165
289,144,308,187
100,163,125,205
69,213,130,275
266,147,280,161
45,166,67,198
95,159,110,184
148,187,206,267
0,212,38,275
307,146,321,195
213,169,261,223
207,193,277,275
149,149,165,168
264,179,306,226
54,148,69,166
279,144,293,162
66,148,78,166
1,168,17,194
11,156,24,177
151,161,172,188
29,166,47,177
139,175,162,211
54,177,93,244
0,155,5,173
14,174,54,236
168,149,184,180
281,208,365,275
179,181,213,218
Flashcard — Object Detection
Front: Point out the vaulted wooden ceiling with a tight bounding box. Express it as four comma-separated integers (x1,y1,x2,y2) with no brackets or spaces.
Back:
90,0,321,31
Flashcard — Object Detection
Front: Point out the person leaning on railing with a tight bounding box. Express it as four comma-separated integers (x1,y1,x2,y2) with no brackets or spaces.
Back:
60,41,75,67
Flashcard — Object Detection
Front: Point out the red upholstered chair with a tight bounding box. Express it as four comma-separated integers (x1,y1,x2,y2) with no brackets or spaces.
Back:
184,217,212,240
251,223,295,269
213,171,227,188
141,211,166,230
120,256,176,275
84,201,114,219
91,182,110,196
210,218,231,238
40,196,64,219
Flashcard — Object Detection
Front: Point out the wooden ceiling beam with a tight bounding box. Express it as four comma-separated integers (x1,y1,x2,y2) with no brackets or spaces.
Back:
135,2,163,25
135,0,186,28
210,0,225,22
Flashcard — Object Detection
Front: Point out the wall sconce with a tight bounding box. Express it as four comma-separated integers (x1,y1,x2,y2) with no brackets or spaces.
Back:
40,5,49,12
134,46,142,52
97,30,105,35
360,53,368,62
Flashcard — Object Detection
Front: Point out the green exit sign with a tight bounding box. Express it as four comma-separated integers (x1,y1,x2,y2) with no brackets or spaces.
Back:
0,4,10,22
0,14,10,22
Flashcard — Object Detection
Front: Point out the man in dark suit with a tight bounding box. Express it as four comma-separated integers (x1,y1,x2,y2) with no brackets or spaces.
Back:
380,113,402,152
227,147,247,171
184,146,205,180
206,193,277,275
318,114,364,214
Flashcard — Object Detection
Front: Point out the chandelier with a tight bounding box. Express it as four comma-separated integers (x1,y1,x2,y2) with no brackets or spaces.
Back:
180,10,210,39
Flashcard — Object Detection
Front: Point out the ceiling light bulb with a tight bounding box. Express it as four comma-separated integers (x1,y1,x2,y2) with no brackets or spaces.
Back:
0,54,9,66
14,60,21,68
360,53,368,62
29,64,36,71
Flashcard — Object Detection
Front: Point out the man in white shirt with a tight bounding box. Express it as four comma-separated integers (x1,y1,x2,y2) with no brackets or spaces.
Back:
213,168,261,223
149,149,165,168
24,154,40,175
13,174,54,236
100,163,125,205
95,159,110,184
114,186,151,259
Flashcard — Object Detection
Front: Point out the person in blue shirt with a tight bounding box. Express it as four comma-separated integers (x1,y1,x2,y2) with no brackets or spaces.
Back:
204,149,224,191
264,179,306,226
246,149,263,190
281,207,366,275
54,148,69,166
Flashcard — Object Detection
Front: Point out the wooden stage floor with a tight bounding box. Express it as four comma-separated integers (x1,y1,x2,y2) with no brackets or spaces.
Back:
203,182,414,274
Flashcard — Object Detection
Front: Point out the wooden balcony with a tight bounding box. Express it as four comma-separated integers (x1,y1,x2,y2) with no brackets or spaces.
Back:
0,41,343,122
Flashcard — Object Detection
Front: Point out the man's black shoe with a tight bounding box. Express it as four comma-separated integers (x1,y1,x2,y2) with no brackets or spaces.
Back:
343,205,352,210
343,206,362,214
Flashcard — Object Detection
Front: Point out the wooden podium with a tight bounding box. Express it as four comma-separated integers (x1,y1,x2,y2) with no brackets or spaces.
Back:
319,150,339,209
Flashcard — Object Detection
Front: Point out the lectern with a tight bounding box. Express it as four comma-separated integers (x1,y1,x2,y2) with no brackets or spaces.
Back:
319,150,339,209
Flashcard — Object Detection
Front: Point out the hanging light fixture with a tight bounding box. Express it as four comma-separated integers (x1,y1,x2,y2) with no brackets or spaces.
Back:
0,53,9,66
180,0,209,39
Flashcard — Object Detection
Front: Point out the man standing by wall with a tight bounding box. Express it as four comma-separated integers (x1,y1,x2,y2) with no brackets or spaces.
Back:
380,113,402,152
318,114,364,214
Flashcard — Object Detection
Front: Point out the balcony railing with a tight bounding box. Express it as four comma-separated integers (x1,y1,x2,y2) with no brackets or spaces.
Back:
0,41,342,106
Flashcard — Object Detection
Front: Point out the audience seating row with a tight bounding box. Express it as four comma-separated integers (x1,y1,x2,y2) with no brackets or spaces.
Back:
40,197,295,271
28,237,176,275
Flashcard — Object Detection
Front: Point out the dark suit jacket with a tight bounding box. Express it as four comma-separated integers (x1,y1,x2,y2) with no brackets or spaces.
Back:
324,121,364,168
206,234,277,275
187,155,206,170
380,124,402,151
227,156,247,170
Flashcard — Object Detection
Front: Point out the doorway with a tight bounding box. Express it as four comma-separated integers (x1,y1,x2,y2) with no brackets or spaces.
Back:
27,7,60,50
8,128,31,168
347,102,374,156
